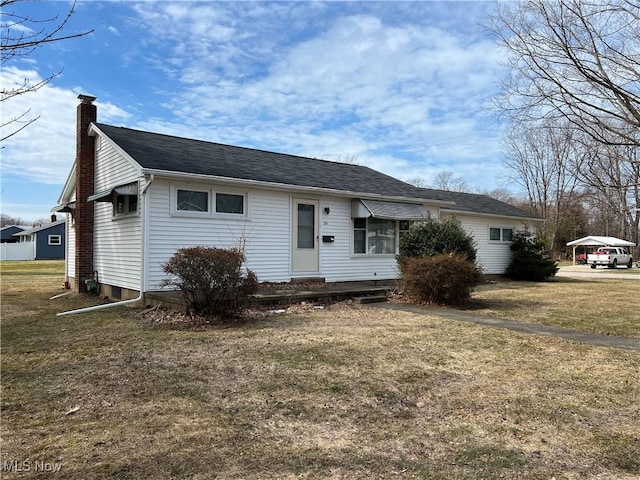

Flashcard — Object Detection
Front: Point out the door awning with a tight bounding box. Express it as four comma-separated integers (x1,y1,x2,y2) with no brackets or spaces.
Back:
352,199,428,220
51,201,76,213
88,182,138,202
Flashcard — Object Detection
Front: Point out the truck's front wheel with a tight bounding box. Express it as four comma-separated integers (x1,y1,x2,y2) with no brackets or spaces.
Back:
590,264,596,269
628,259,633,269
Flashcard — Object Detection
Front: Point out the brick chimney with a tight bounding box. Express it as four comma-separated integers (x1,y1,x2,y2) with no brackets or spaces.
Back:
75,94,97,292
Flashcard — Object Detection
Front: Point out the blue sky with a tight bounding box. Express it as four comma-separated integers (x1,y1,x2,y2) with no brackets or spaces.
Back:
1,0,509,222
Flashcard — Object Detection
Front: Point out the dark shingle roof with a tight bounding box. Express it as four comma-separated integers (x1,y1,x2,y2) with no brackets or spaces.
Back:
416,188,540,219
96,123,539,220
97,124,429,200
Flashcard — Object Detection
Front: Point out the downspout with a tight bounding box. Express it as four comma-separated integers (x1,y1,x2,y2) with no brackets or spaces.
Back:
57,175,152,317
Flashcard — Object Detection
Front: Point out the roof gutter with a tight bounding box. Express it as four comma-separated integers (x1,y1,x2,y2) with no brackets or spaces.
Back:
140,168,456,207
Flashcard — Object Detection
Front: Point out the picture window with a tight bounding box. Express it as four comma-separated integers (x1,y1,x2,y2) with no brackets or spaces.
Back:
177,189,209,212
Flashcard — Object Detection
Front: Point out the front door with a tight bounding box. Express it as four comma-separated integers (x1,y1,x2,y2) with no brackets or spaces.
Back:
292,198,319,273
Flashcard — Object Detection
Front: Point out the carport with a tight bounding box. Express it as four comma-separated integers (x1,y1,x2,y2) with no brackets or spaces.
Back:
566,236,636,265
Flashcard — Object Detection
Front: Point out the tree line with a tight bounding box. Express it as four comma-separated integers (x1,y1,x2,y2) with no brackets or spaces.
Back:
490,0,639,258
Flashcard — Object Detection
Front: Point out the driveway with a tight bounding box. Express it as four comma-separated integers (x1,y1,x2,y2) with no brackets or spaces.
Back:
557,265,640,281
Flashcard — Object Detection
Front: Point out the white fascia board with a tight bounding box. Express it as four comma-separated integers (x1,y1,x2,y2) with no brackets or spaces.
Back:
140,168,456,206
58,163,76,204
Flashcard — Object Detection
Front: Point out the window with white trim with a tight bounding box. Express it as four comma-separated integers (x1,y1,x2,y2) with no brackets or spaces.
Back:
353,218,414,255
48,234,62,245
172,185,247,218
490,227,513,242
177,188,209,212
353,218,367,254
215,192,244,215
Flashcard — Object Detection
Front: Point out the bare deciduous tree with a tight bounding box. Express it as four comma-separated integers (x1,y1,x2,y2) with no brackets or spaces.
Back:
0,213,27,227
1,0,93,141
577,142,640,244
502,119,584,254
489,0,640,150
404,176,428,188
431,171,471,192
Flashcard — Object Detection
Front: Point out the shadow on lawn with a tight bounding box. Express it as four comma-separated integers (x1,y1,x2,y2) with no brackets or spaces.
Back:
461,297,545,312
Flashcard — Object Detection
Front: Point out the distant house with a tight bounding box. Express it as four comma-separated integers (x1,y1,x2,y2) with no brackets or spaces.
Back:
54,95,541,299
1,225,27,243
14,218,66,260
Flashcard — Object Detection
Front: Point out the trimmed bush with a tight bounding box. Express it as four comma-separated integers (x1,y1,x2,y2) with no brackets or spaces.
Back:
401,253,482,306
160,246,258,319
399,218,477,263
506,230,558,281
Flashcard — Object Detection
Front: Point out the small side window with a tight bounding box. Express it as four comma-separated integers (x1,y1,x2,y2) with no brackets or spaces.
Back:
353,218,366,254
48,235,62,246
114,194,138,216
489,228,501,241
502,228,513,242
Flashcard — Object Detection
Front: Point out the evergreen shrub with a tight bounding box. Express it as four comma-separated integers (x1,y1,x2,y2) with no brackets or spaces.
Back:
506,230,558,281
398,218,477,263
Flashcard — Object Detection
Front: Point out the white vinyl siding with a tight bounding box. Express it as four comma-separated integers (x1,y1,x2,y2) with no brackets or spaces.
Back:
147,185,439,287
93,138,139,192
92,138,142,291
441,213,526,274
65,212,75,280
318,197,403,282
146,179,291,290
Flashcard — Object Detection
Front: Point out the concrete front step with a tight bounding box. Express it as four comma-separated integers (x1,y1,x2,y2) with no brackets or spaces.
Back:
354,295,389,304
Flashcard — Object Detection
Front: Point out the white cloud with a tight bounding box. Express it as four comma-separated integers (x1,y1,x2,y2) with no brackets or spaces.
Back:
2,1,510,206
1,67,130,185
132,6,505,189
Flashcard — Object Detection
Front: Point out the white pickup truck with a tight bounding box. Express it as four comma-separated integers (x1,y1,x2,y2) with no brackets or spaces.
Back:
587,247,634,269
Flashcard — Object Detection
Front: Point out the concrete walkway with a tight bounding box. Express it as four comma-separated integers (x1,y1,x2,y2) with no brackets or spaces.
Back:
370,302,640,352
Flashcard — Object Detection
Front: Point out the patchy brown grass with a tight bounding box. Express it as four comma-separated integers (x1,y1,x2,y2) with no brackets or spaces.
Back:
469,277,640,338
1,261,639,479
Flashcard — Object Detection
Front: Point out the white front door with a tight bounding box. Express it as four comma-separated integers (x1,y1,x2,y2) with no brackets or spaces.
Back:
292,198,319,273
